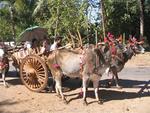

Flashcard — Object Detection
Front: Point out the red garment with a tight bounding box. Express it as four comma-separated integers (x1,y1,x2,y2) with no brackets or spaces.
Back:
52,64,60,68
128,40,134,46
107,32,115,42
104,37,109,43
0,61,8,69
111,45,117,55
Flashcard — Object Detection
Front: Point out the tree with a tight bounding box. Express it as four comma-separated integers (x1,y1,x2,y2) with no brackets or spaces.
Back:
33,0,91,46
102,0,141,38
0,1,16,41
0,0,37,41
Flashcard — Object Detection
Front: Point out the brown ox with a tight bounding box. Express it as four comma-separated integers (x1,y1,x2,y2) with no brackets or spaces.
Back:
47,47,110,105
108,41,143,88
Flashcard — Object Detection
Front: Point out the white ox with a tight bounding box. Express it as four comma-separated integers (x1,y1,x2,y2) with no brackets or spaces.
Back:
47,46,111,105
0,48,9,87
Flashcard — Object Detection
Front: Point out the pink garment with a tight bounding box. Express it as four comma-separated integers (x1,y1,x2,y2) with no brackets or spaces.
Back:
111,45,117,55
52,64,60,68
104,37,109,43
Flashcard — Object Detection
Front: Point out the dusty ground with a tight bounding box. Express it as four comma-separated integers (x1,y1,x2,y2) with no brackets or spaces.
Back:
0,52,150,113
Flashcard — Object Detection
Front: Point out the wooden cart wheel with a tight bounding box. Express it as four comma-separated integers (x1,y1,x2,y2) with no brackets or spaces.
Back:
20,55,48,92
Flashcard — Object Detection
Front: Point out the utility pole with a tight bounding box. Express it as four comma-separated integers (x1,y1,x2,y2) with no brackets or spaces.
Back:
100,0,106,39
138,0,144,39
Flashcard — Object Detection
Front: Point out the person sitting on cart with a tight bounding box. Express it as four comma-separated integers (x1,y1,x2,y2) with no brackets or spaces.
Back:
31,38,38,49
24,41,31,49
50,36,62,51
40,38,51,54
24,38,38,50
23,41,32,55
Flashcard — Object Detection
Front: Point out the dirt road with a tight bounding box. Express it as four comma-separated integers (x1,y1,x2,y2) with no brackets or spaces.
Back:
0,53,150,113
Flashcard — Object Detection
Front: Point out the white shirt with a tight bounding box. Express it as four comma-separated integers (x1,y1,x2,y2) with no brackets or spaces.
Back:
40,45,51,53
0,48,4,57
24,41,31,49
50,42,57,51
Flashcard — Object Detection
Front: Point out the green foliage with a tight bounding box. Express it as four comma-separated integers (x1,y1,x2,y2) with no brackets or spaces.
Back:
103,0,140,37
0,18,12,41
0,0,150,46
0,0,37,41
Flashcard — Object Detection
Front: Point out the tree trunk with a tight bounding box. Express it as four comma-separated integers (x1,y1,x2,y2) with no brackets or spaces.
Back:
138,0,144,39
100,0,106,39
77,29,83,47
68,30,75,48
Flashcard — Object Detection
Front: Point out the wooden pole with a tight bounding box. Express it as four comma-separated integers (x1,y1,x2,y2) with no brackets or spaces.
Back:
138,0,144,39
100,0,106,39
95,29,98,45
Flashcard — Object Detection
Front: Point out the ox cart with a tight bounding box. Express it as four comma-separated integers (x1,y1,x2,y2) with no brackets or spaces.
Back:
8,26,50,92
8,42,71,92
9,42,71,92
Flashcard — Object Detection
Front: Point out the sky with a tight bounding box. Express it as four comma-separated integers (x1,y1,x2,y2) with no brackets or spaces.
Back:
0,1,10,9
88,5,100,23
87,0,100,23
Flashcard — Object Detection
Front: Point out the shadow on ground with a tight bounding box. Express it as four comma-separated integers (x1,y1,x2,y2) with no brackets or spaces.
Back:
2,70,150,100
4,71,22,85
61,78,150,91
0,99,30,113
100,79,150,88
66,87,149,105
58,78,150,104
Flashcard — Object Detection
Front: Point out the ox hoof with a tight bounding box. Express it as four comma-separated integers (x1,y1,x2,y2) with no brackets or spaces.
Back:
5,85,9,88
98,100,103,105
83,101,88,106
63,98,68,104
4,83,9,88
56,94,61,98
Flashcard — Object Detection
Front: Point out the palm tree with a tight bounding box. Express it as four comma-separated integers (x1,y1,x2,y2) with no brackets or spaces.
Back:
0,1,16,42
32,0,46,17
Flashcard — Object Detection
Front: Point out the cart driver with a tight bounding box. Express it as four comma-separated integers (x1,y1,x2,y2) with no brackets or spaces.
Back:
40,38,50,54
24,38,38,54
24,38,38,50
